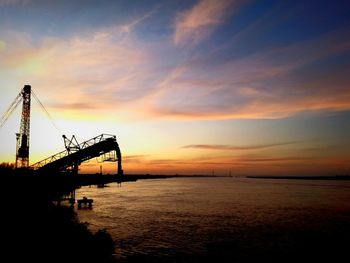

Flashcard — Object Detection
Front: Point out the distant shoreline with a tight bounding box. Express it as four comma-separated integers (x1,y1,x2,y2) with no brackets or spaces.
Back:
106,174,350,181
123,174,350,181
247,175,350,180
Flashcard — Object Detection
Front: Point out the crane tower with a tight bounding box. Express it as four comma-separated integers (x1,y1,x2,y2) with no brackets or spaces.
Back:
16,85,31,168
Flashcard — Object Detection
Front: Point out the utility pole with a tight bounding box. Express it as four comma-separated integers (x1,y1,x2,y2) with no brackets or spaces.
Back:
16,85,31,168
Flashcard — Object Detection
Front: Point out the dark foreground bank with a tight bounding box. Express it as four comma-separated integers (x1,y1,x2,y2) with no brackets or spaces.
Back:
0,171,118,263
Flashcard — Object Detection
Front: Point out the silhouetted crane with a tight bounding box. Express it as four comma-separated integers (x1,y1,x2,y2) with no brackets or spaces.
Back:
0,85,31,168
0,85,123,175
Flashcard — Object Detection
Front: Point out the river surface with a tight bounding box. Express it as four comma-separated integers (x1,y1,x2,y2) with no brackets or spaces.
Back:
76,177,350,262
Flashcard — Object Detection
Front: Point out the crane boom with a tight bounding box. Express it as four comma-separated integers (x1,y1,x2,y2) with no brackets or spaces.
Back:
0,92,22,128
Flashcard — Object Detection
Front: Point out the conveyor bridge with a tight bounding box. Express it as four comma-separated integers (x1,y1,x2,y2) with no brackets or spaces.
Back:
31,134,123,175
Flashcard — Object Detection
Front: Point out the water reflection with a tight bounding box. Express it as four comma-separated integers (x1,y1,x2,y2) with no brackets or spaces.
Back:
76,178,350,262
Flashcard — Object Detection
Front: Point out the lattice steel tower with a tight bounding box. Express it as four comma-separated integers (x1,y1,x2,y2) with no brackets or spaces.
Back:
16,85,31,168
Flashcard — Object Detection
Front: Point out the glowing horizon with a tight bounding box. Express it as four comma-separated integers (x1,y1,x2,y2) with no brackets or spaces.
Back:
0,0,349,176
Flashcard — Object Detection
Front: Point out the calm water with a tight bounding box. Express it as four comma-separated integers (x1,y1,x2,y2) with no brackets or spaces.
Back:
76,177,350,262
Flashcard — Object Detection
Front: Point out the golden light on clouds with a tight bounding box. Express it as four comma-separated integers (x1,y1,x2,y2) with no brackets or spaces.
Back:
0,0,349,176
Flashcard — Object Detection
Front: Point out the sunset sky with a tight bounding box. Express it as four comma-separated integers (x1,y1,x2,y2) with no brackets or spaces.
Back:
0,0,349,176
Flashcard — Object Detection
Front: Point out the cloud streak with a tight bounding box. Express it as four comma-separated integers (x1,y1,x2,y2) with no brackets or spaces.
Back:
118,5,161,34
174,0,235,46
182,142,298,151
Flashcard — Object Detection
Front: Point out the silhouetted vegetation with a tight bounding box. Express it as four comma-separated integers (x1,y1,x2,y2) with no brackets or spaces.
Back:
0,162,15,172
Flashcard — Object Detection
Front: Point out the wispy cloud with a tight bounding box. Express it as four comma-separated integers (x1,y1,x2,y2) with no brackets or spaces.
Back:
174,0,235,46
118,5,161,34
123,155,149,164
49,102,97,110
182,142,298,150
236,157,316,163
0,24,160,117
150,28,350,120
1,7,350,122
